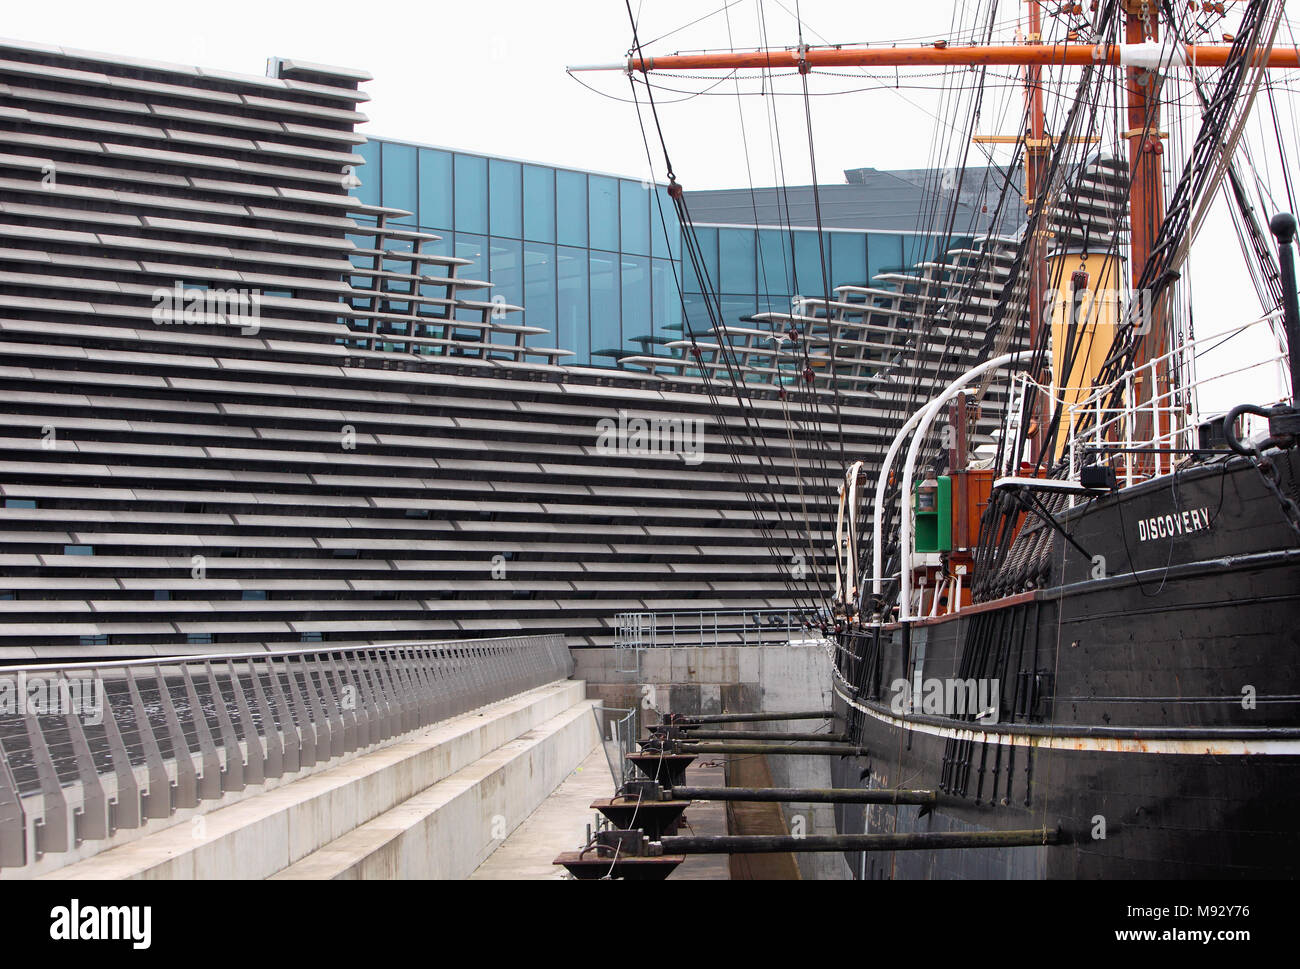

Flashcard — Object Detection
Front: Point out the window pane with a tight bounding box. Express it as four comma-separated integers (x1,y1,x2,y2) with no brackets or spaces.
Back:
651,257,682,344
902,233,937,268
720,294,757,330
757,228,792,295
683,292,710,342
556,170,587,247
381,142,417,225
589,175,619,251
832,232,869,287
683,226,718,294
489,237,523,350
454,154,488,234
354,139,381,208
865,232,902,284
557,245,589,365
489,237,523,307
620,180,650,256
524,242,556,332
454,233,487,321
489,159,522,238
418,148,453,231
523,165,555,243
793,230,829,299
652,185,680,261
719,228,755,294
589,250,620,361
621,254,650,354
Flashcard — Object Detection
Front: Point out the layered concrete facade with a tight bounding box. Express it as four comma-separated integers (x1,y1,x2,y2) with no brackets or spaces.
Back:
0,39,869,659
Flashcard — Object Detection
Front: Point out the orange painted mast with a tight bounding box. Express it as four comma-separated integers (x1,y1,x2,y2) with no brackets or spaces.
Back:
572,43,1299,73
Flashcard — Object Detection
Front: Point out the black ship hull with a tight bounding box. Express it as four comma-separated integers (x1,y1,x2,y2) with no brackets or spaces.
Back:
831,450,1300,878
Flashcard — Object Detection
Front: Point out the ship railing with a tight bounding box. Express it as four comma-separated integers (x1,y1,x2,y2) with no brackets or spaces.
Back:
0,634,573,873
1064,313,1289,489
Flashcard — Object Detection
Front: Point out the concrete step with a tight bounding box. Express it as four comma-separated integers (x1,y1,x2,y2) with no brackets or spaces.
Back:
46,679,590,880
273,698,599,879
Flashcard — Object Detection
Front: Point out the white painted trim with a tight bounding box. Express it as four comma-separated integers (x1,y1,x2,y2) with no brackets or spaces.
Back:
835,686,1300,756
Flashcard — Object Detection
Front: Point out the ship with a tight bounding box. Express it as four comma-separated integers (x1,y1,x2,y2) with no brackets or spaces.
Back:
575,0,1300,877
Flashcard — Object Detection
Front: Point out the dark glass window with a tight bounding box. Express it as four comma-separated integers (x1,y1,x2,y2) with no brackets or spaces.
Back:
454,154,488,234
719,228,756,294
557,245,589,365
380,142,417,225
524,242,556,331
589,250,620,361
620,180,650,256
489,159,522,238
588,175,619,251
418,148,453,231
556,170,588,247
523,165,556,243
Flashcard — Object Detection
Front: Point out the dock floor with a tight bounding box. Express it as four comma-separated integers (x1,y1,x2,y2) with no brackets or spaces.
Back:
470,745,733,880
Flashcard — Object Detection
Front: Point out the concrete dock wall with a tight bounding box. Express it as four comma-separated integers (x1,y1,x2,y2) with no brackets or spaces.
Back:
573,643,851,880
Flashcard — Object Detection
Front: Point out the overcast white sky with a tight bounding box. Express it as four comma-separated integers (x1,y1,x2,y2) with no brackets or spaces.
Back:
3,0,1293,410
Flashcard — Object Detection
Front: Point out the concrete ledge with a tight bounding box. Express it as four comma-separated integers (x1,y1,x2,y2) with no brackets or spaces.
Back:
45,679,587,880
272,698,599,879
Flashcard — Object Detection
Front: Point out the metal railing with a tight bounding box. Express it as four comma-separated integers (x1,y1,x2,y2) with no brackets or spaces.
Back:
615,608,811,649
592,705,638,790
1063,314,1290,488
0,634,572,870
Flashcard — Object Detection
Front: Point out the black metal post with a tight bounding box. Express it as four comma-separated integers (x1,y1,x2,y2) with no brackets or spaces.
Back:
669,786,938,806
1269,212,1300,403
658,827,1061,854
658,730,850,742
663,710,834,725
676,743,868,756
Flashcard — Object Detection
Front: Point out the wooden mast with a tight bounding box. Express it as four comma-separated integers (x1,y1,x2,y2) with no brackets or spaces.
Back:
1124,0,1169,461
1025,0,1049,465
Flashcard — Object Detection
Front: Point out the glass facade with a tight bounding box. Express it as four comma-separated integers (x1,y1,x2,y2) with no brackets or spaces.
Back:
352,136,956,371
352,138,682,367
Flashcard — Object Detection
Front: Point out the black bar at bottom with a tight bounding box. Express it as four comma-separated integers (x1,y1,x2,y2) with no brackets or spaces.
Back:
668,710,834,725
658,828,1061,854
669,786,937,806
